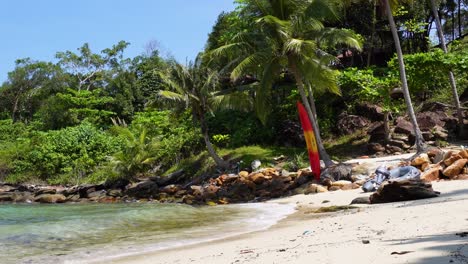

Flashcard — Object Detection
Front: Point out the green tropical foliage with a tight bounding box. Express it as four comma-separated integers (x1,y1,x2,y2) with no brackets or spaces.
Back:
0,1,466,184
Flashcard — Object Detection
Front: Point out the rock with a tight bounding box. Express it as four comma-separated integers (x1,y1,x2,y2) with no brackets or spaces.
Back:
161,184,181,195
218,174,239,184
432,126,448,140
367,122,386,142
328,186,341,192
124,180,159,199
238,171,249,178
304,184,328,194
444,153,463,166
459,150,468,159
292,170,313,187
454,174,468,180
250,172,270,184
0,185,16,193
351,196,370,204
87,190,106,199
341,183,360,190
320,164,353,181
262,168,280,177
203,185,220,199
370,180,439,204
394,117,414,135
427,148,445,163
420,165,442,182
0,193,14,202
368,142,385,153
411,154,430,166
355,103,384,121
34,194,66,203
151,169,185,186
182,194,195,205
386,145,403,154
331,180,352,187
108,189,122,197
421,162,430,171
443,159,468,178
66,194,80,202
35,187,57,196
337,112,370,135
390,140,411,150
190,185,203,198
392,133,410,142
422,131,434,141
416,112,447,131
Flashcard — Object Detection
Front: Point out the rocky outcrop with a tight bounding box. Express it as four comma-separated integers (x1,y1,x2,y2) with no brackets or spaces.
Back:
337,112,370,135
370,180,439,204
409,149,468,182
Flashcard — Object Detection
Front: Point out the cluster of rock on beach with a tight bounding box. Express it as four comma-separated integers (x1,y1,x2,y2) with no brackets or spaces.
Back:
0,148,467,205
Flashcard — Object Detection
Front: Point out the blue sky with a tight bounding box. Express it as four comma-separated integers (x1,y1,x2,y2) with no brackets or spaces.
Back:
0,0,236,81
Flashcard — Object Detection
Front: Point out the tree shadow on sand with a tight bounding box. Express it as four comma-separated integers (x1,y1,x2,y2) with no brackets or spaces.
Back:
384,233,468,264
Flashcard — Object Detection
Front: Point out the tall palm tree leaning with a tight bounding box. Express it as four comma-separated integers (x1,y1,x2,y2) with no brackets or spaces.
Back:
430,0,464,136
382,0,426,153
157,56,230,169
210,0,362,167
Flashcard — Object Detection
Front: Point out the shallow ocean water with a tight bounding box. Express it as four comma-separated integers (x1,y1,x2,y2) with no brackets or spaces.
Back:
0,202,294,263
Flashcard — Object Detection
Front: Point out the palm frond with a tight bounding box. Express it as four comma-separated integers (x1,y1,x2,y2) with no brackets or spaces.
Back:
211,91,254,112
158,90,186,102
304,0,339,22
318,28,363,51
231,52,268,80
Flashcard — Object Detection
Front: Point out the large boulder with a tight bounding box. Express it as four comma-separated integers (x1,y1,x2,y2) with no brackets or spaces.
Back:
394,117,414,135
355,103,384,121
34,194,66,203
367,122,386,142
320,163,353,182
370,180,439,203
124,180,159,199
337,112,370,135
443,159,468,178
416,112,446,131
420,165,442,182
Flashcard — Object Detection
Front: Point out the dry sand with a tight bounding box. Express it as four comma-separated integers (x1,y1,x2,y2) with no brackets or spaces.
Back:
102,153,468,264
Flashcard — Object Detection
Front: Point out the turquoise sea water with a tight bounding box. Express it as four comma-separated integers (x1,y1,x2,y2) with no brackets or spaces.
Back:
0,202,294,264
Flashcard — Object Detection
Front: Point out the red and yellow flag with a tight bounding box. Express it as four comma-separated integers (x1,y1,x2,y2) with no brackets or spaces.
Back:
297,101,321,181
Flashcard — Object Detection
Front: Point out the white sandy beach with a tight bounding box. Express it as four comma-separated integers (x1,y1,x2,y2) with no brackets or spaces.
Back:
100,153,468,264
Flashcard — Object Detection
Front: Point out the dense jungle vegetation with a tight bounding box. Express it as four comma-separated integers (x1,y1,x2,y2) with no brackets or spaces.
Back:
0,0,467,185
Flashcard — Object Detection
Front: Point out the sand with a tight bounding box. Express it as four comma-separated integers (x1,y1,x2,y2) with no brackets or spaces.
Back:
101,154,468,264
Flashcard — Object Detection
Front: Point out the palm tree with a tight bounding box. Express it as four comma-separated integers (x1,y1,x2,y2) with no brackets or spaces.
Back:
210,0,362,167
111,125,159,178
382,0,426,153
157,56,230,169
430,0,464,135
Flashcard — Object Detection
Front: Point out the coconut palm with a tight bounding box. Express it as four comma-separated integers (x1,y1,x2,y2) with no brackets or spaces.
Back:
430,0,464,135
382,0,426,153
156,56,230,169
210,0,362,167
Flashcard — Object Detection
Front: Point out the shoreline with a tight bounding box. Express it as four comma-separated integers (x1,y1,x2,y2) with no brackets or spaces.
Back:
100,180,468,264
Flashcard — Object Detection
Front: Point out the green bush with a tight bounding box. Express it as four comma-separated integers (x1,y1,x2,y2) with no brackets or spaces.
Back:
388,49,468,102
206,110,274,147
8,122,122,184
108,110,203,178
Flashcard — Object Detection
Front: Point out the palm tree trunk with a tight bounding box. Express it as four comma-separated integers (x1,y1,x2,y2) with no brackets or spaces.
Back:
458,0,462,38
289,58,333,167
367,0,377,67
384,0,426,153
306,83,326,149
384,111,391,143
431,0,464,136
199,115,229,169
